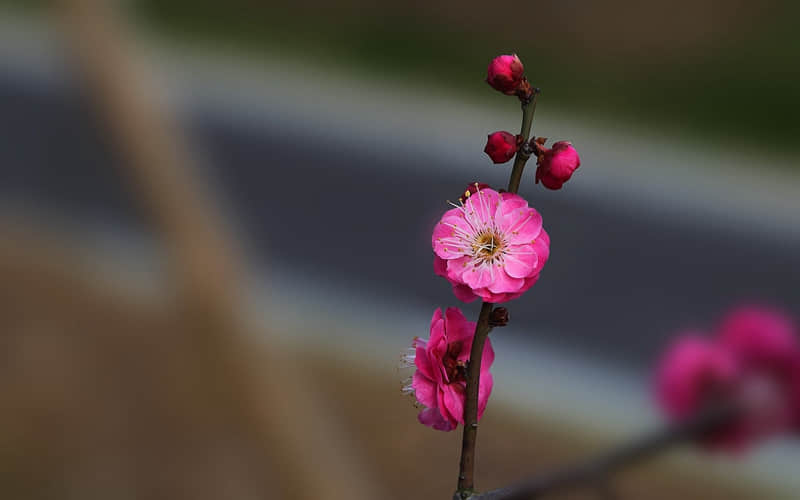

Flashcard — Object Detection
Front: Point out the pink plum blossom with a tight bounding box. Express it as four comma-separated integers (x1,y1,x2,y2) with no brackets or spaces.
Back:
433,185,549,303
535,141,581,190
484,131,519,164
486,54,525,95
403,307,494,431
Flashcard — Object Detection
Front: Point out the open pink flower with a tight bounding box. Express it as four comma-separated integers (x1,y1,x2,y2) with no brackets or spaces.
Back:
403,308,494,431
535,141,581,190
431,188,550,303
433,186,549,303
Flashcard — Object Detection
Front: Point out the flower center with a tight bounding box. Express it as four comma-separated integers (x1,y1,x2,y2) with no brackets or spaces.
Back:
443,341,467,383
472,231,505,263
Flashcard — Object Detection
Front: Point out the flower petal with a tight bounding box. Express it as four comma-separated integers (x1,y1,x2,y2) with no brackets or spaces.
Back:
498,192,527,215
481,337,496,370
487,264,525,293
452,283,479,303
445,307,475,345
533,229,550,267
433,215,472,260
465,187,501,223
428,309,447,380
433,255,447,277
414,342,435,380
462,262,494,289
441,384,466,425
478,372,494,419
418,406,456,431
503,250,537,278
412,371,437,408
507,208,543,244
446,256,472,282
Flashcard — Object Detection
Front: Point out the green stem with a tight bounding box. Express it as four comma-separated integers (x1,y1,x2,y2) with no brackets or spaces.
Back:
507,91,539,194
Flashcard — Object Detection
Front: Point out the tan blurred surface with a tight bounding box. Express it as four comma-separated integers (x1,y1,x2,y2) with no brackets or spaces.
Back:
0,220,781,500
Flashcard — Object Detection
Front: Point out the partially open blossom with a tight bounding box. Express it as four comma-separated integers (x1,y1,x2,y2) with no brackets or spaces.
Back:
402,308,494,431
535,141,581,190
484,131,519,164
486,54,525,95
433,185,549,303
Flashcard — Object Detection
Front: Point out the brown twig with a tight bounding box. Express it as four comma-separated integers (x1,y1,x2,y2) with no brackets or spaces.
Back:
456,302,494,497
456,87,541,499
507,90,540,194
472,404,739,500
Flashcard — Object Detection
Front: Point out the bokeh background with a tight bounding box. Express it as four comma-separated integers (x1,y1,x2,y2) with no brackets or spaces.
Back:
0,1,798,499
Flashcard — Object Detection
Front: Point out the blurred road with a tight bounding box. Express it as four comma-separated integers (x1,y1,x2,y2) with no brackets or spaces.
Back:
0,19,798,378
3,68,800,376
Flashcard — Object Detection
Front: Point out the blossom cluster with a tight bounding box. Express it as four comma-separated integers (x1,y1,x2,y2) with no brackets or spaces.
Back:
403,53,582,432
655,305,800,451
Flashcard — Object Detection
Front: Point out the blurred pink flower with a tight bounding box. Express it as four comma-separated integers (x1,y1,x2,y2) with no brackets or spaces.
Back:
403,308,494,431
717,305,799,370
655,306,800,451
484,131,518,164
432,186,549,303
654,334,749,450
486,54,525,95
655,334,739,421
535,141,581,190
716,305,800,433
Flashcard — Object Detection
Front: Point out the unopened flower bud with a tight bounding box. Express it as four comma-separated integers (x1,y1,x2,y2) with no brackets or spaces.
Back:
486,54,525,95
535,141,581,190
484,131,519,164
489,307,509,328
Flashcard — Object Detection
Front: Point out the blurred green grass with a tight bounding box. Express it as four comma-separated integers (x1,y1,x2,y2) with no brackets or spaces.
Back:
135,1,800,155
6,1,800,155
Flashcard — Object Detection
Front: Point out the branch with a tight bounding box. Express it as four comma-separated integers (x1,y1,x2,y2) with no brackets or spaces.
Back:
472,404,739,500
507,90,540,194
456,302,494,497
456,87,541,499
